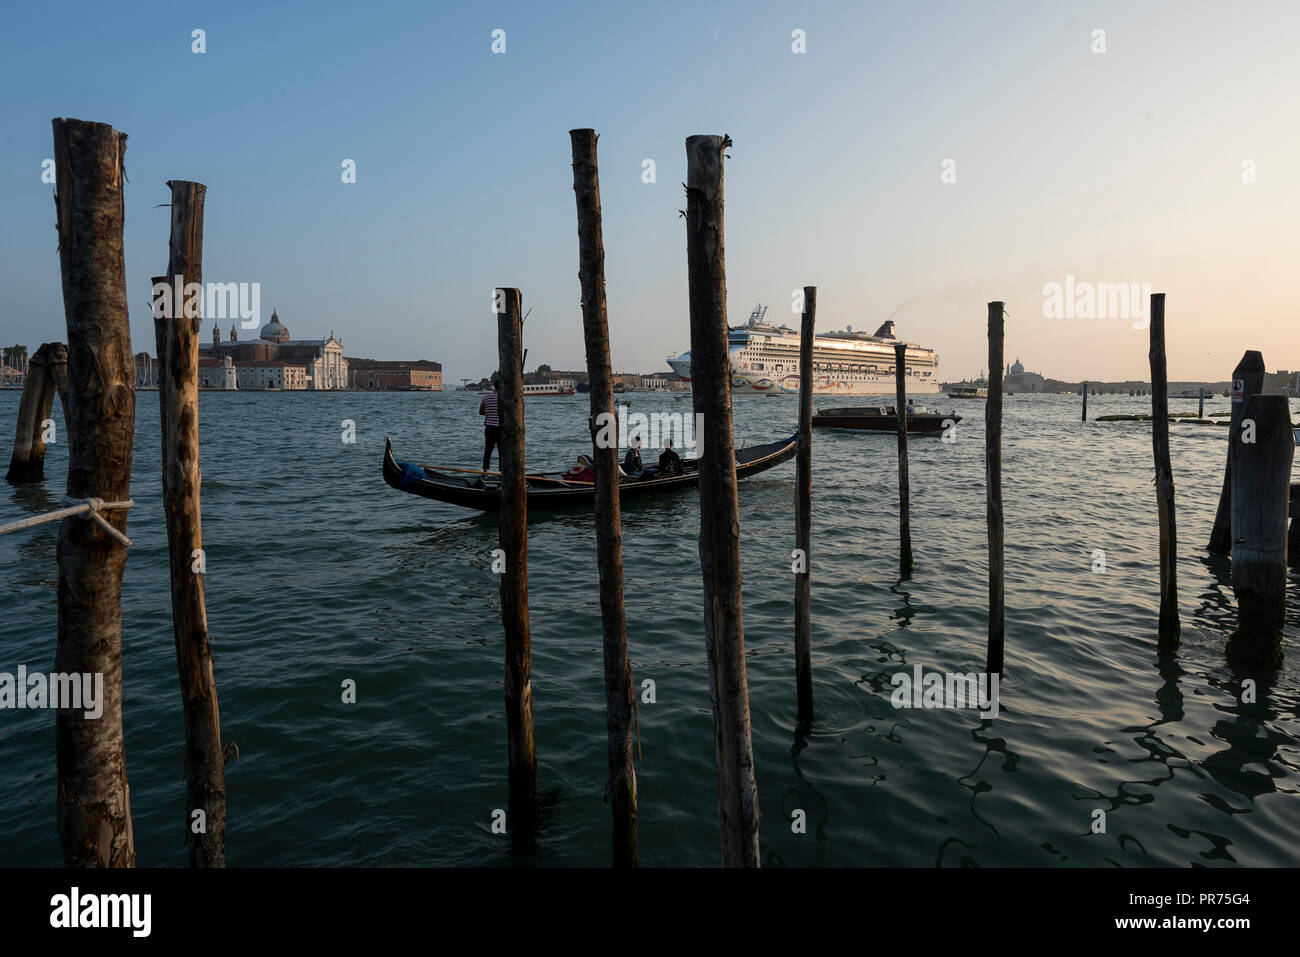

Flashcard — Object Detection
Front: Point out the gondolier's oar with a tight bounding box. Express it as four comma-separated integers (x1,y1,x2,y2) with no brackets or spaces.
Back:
419,464,595,487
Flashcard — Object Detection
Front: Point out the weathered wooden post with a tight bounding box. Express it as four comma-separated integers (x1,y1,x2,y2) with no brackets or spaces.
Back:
1209,352,1266,553
496,286,538,834
1289,484,1300,566
794,286,816,728
1198,387,1205,420
569,129,636,866
150,276,170,445
51,117,136,866
1149,293,1180,647
1227,394,1292,666
1081,381,1088,422
157,181,227,867
5,342,68,482
684,133,760,866
894,341,913,576
985,302,1005,675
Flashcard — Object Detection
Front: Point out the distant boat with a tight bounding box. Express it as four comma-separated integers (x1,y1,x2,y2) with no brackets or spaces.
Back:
811,405,959,434
523,383,576,396
948,386,988,399
667,305,941,396
1171,389,1212,399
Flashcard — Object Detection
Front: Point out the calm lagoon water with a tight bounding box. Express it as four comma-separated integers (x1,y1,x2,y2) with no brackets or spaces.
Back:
1,389,1297,866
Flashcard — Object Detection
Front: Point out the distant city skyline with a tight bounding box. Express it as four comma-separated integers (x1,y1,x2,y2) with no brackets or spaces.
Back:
3,1,1298,386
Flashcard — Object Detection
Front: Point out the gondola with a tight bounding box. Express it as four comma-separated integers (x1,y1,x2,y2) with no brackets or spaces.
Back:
811,405,959,433
383,433,798,512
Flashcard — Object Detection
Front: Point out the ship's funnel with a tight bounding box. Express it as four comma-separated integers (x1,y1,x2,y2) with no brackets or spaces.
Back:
874,320,896,338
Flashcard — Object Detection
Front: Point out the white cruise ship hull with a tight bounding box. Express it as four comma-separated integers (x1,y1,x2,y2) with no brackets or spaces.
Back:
666,322,941,396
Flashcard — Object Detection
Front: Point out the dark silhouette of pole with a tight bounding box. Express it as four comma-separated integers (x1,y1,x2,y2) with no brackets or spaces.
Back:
569,129,636,866
1149,293,1180,647
1081,381,1088,421
1209,352,1266,553
684,133,759,867
496,287,538,835
794,286,816,728
895,342,913,576
1227,394,1292,666
985,302,1005,675
5,342,68,482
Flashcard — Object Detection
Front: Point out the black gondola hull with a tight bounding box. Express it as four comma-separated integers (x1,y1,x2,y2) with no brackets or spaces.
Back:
383,434,798,512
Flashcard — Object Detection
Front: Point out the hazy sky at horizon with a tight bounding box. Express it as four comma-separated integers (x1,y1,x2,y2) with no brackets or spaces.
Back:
2,0,1298,384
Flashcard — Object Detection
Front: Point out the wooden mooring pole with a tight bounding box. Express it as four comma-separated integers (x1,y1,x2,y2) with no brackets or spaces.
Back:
985,302,1005,675
895,341,913,577
159,180,227,866
1290,485,1300,567
496,287,538,834
685,133,760,866
1148,293,1180,647
794,286,816,728
569,129,636,866
51,117,136,866
1209,351,1266,554
1198,387,1205,420
1227,394,1292,667
1081,381,1088,422
5,341,68,482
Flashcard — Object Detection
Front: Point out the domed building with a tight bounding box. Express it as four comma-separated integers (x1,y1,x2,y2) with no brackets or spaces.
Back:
1005,357,1045,393
199,309,347,390
260,310,291,344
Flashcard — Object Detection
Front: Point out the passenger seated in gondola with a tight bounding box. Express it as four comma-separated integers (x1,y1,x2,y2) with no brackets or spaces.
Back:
623,437,645,479
658,439,683,477
564,455,596,483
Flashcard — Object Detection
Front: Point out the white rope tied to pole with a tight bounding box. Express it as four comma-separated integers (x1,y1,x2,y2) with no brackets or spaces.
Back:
0,496,134,547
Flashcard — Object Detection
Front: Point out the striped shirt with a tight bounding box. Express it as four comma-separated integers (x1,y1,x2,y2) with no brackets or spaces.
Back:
482,392,500,427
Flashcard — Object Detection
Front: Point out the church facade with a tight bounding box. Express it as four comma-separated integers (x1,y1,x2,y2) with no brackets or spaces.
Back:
199,311,348,390
1005,357,1045,393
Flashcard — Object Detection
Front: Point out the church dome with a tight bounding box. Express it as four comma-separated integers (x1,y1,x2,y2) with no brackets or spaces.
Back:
260,309,290,343
1010,357,1025,374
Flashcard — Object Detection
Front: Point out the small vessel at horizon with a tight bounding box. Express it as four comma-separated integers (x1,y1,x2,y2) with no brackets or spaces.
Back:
522,383,576,396
812,404,960,434
666,305,940,396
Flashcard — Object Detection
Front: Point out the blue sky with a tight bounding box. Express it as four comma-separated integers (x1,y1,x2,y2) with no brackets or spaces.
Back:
2,0,1298,383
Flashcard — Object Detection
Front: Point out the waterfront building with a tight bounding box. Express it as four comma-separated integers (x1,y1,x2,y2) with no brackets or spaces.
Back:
1004,358,1046,393
236,360,308,390
644,371,688,391
347,359,443,390
198,355,238,390
201,311,348,390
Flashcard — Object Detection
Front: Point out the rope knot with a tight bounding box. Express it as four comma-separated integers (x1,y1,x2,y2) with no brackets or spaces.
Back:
0,497,133,547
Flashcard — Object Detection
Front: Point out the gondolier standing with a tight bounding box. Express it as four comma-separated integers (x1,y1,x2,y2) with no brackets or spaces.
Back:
480,379,501,471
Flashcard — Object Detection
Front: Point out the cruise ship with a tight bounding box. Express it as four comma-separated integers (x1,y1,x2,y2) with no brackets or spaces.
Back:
666,305,940,396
